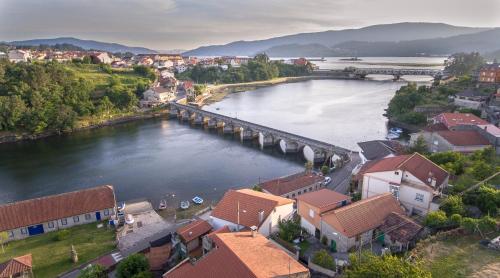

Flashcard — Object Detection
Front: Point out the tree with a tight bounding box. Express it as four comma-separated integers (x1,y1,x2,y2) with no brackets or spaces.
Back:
346,251,431,278
278,215,303,242
444,52,484,76
116,254,149,278
463,185,500,216
78,264,107,278
304,161,314,173
252,185,262,192
407,135,429,155
440,195,465,216
312,250,335,270
321,165,330,175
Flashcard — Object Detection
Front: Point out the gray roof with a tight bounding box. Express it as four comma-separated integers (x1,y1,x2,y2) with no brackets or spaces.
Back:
455,89,489,98
357,140,400,161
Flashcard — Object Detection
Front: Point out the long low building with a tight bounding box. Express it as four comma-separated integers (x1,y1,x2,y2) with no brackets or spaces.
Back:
0,185,116,241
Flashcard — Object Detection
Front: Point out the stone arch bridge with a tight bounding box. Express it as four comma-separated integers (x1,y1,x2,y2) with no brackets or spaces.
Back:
169,102,353,165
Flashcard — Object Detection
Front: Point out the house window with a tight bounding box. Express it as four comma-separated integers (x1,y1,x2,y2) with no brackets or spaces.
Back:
389,185,400,199
309,187,313,191
415,193,424,202
292,193,295,198
309,209,315,218
85,214,91,220
61,218,68,226
8,231,14,238
48,221,55,228
104,209,110,216
73,216,80,223
20,228,27,235
298,191,302,195
394,171,399,175
303,189,307,193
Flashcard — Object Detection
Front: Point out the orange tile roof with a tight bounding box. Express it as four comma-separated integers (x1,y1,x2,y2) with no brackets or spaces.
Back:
436,130,491,146
362,153,449,187
322,193,404,238
211,189,293,228
0,185,116,231
177,219,212,242
296,189,350,214
260,172,324,196
0,254,32,278
164,232,309,278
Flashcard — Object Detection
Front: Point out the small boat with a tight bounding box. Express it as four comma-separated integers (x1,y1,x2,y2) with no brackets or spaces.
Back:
158,199,167,210
125,214,134,225
386,132,400,140
180,201,190,210
192,196,204,205
389,127,403,134
117,202,126,212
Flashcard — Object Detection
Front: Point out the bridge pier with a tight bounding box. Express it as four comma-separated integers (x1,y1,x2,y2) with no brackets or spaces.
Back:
191,113,203,125
240,128,257,141
278,139,302,154
179,110,190,121
222,123,235,134
393,74,401,81
258,132,276,149
205,117,217,128
169,108,178,119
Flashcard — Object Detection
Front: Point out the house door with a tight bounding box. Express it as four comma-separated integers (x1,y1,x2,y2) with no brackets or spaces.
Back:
314,228,320,239
330,239,337,252
28,224,44,236
96,211,101,221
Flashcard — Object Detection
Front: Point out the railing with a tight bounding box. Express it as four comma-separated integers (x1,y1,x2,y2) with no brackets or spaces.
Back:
170,102,352,154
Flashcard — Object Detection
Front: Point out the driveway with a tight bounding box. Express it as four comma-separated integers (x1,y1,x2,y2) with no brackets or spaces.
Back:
327,152,361,194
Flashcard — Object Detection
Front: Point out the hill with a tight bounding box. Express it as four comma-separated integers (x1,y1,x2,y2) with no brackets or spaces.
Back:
184,23,489,56
9,37,157,54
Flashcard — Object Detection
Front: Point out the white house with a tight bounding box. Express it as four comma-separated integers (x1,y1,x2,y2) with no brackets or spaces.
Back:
141,86,175,107
209,189,294,237
359,153,449,216
90,52,113,64
8,50,31,63
0,185,116,241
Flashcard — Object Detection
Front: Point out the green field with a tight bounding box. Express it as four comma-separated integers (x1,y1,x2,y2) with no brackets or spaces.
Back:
419,234,500,278
0,223,116,278
66,64,151,91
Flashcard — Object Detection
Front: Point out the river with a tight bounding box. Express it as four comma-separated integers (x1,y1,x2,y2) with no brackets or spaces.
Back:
0,57,445,205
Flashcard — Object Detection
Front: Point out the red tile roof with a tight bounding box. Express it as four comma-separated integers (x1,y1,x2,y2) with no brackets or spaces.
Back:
434,113,489,129
296,189,350,214
0,185,116,231
322,193,404,237
436,130,491,146
379,212,422,243
177,219,212,243
260,172,324,196
362,153,449,188
211,189,293,229
0,254,32,278
164,231,309,278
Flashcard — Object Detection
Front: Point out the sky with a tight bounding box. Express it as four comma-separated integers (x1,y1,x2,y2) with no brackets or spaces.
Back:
1,0,500,50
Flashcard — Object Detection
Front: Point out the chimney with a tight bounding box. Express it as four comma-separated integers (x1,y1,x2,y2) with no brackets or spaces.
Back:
250,225,257,237
431,178,437,187
258,210,265,224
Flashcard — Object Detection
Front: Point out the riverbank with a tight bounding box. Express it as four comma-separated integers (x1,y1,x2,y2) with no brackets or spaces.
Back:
201,75,333,105
0,108,170,144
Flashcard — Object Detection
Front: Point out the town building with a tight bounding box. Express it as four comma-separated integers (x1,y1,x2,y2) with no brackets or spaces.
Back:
0,254,33,278
141,86,175,107
209,189,294,237
89,52,112,64
175,219,212,258
175,64,188,73
379,212,422,252
296,189,351,238
357,140,403,163
0,185,116,241
478,63,500,83
144,234,173,272
8,49,31,63
320,193,404,252
411,126,491,153
164,231,310,278
453,89,490,109
359,153,449,216
259,172,325,199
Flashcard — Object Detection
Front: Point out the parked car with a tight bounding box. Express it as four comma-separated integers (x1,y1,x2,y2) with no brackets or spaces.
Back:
322,177,332,186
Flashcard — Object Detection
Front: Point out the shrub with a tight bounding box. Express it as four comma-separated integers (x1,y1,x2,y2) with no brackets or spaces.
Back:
78,264,107,278
312,250,335,270
441,195,465,216
478,215,496,233
321,166,330,175
54,229,70,241
461,217,477,233
321,235,328,245
278,215,303,242
450,214,462,225
424,210,448,228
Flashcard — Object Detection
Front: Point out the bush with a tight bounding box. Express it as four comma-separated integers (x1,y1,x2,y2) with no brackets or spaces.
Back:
278,215,303,242
461,217,477,233
116,254,149,278
321,166,330,175
450,214,462,225
78,264,107,278
321,235,328,245
312,250,335,270
441,195,465,216
424,210,448,228
478,215,496,233
54,229,70,241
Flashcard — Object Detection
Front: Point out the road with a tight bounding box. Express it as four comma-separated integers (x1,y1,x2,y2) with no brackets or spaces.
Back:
328,153,361,194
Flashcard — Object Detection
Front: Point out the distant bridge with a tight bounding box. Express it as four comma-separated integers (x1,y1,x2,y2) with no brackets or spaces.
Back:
169,102,353,164
312,68,443,80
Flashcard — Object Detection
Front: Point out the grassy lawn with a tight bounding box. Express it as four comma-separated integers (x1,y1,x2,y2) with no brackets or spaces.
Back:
66,64,150,91
419,234,500,278
0,222,116,278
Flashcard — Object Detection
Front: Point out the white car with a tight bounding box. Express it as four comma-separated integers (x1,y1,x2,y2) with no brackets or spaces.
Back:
322,177,332,186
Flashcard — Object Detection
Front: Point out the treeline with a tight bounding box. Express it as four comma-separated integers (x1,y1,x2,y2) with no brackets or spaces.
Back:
13,43,86,52
0,60,151,134
176,54,313,84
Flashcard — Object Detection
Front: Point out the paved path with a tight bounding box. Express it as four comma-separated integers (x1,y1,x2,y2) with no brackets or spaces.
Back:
328,153,361,194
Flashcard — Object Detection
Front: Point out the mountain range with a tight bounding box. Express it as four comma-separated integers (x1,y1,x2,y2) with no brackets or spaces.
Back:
183,23,493,57
8,37,157,54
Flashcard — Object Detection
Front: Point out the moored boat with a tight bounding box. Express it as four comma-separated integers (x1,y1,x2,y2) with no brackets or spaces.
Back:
192,196,204,205
158,199,167,210
180,200,190,210
386,132,400,140
389,127,403,134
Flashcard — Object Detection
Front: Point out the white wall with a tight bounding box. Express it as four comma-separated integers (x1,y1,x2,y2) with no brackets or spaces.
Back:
259,203,294,237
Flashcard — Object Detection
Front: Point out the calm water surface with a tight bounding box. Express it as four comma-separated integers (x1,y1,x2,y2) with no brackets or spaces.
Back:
0,64,428,205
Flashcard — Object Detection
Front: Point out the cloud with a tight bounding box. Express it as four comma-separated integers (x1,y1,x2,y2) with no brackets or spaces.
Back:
1,0,499,50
